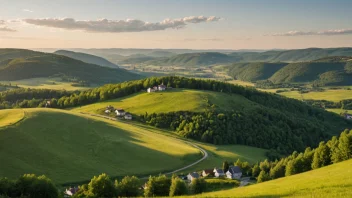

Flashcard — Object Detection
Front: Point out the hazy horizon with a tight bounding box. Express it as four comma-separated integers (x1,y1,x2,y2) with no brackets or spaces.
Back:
1,0,352,49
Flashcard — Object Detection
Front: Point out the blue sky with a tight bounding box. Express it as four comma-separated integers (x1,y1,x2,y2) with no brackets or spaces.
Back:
1,0,352,49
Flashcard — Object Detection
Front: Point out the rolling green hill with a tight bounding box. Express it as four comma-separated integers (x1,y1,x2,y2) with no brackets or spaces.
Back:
54,50,118,68
230,47,352,62
0,108,201,184
144,52,239,67
0,48,44,62
0,52,141,84
72,89,254,115
193,159,352,198
227,56,352,85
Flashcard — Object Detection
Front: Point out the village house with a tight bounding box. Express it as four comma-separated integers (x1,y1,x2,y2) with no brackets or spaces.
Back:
187,172,200,181
213,168,225,178
115,109,126,116
345,113,352,120
147,88,155,93
226,166,242,180
124,113,132,120
64,187,79,197
105,109,111,114
158,83,166,91
202,169,214,177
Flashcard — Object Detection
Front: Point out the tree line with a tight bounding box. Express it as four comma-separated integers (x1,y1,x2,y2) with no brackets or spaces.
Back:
305,99,352,110
250,129,352,183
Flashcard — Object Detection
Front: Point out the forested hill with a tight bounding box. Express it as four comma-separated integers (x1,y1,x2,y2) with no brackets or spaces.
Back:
142,52,240,67
0,52,141,84
54,50,119,68
50,76,351,155
228,56,352,85
229,48,352,62
0,48,44,62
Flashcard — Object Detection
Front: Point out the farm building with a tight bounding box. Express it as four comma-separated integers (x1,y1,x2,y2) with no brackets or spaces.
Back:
115,109,126,116
124,113,132,120
213,168,225,178
202,169,214,177
187,172,200,181
226,166,242,180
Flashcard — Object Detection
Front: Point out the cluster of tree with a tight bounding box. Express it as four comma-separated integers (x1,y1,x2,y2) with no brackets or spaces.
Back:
0,88,74,109
305,99,352,110
255,80,298,89
252,129,352,183
73,173,208,198
139,107,345,155
0,174,58,198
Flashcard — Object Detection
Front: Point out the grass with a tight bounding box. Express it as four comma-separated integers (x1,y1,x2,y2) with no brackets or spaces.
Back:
0,77,91,91
189,159,352,198
0,109,25,127
326,108,352,115
72,89,255,115
279,89,352,102
179,143,267,175
0,108,202,184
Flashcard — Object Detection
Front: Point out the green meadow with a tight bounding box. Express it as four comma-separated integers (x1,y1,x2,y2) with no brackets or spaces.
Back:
190,159,352,198
0,109,25,128
0,108,201,184
72,89,255,115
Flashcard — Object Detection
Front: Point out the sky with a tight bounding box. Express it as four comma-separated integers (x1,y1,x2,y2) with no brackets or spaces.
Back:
0,0,352,49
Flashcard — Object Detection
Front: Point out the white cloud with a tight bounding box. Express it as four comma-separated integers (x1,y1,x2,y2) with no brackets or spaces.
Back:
0,27,17,32
23,16,221,33
269,29,352,36
23,9,34,13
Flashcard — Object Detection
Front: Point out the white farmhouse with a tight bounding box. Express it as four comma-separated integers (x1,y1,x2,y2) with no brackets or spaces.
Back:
187,172,200,181
115,109,126,116
124,113,132,120
213,168,225,178
226,166,242,180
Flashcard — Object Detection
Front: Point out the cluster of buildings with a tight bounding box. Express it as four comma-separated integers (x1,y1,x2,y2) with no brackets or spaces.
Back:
186,166,242,182
147,83,167,93
104,105,132,120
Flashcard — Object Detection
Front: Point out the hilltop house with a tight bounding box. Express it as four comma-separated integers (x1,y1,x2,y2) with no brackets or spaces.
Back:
124,113,132,120
226,166,242,180
158,83,166,91
213,168,225,178
202,169,214,177
64,187,79,197
115,109,126,116
187,172,200,181
346,114,352,120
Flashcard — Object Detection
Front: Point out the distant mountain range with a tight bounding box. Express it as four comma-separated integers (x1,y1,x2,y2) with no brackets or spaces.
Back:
228,56,352,86
0,49,141,84
54,50,118,68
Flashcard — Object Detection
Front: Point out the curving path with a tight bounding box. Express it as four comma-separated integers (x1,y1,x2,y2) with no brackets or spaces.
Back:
79,112,208,176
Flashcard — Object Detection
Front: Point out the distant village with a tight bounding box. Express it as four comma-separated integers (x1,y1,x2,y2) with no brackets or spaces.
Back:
65,165,245,197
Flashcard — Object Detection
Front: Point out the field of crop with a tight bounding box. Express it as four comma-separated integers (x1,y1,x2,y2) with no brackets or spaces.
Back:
0,109,25,127
0,77,91,91
0,108,202,184
72,89,255,115
191,159,352,198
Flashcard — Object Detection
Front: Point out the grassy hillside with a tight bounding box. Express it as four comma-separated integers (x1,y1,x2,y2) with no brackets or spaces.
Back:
54,50,118,68
0,109,24,127
72,89,255,115
0,108,202,184
0,53,141,84
229,62,287,82
194,159,352,198
145,52,239,67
